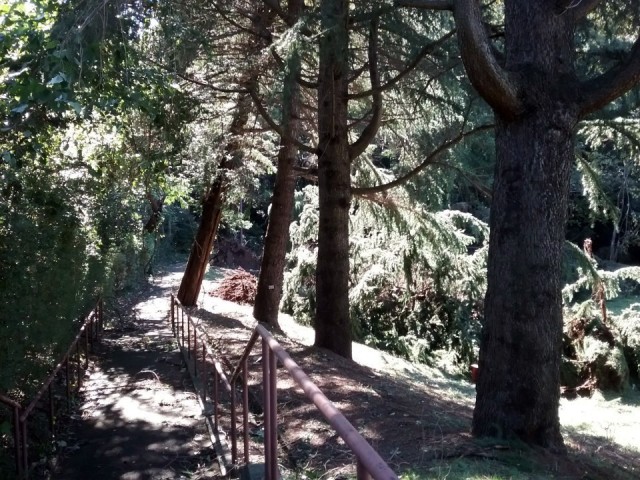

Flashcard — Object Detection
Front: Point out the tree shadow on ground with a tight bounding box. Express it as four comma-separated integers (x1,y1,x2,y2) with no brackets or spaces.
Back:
54,281,217,480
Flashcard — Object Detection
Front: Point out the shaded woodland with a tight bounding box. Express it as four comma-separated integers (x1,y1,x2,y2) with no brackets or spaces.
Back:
2,0,640,471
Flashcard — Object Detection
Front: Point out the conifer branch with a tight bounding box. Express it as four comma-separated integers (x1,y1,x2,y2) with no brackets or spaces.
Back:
352,124,493,195
248,89,317,154
394,0,454,10
579,35,640,117
145,58,246,94
555,0,602,19
263,0,294,26
349,19,383,161
271,50,319,88
453,0,523,118
348,30,456,100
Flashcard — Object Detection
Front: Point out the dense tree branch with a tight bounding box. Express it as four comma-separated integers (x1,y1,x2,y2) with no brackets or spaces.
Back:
348,30,456,100
394,0,454,10
555,0,602,19
453,0,523,118
349,19,383,161
263,0,294,26
271,50,319,88
248,88,317,154
579,35,640,116
352,124,493,195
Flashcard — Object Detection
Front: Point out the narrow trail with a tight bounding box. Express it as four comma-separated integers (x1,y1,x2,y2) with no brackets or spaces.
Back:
55,277,217,480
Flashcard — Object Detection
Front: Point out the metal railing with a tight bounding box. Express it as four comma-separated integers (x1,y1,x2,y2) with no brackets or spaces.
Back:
0,299,104,479
170,294,397,480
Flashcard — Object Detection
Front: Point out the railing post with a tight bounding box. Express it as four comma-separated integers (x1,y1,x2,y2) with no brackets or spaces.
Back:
21,417,28,477
268,348,278,480
13,406,22,478
84,326,89,369
262,339,272,479
76,341,82,392
187,316,191,359
48,384,55,438
213,368,219,429
357,459,373,480
193,328,198,376
242,359,249,464
170,295,175,334
231,379,238,465
201,345,207,402
181,309,185,348
65,359,70,411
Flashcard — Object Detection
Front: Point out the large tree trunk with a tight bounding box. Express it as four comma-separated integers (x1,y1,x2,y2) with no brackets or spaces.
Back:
177,90,253,306
253,0,303,328
471,3,578,450
473,110,575,450
177,179,225,306
314,0,352,358
400,0,640,450
177,3,276,307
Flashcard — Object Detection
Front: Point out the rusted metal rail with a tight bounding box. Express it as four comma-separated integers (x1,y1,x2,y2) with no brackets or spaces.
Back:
170,294,397,480
0,299,104,479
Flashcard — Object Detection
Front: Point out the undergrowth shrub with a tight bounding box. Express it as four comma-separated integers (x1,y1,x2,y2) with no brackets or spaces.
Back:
562,253,640,391
282,185,488,367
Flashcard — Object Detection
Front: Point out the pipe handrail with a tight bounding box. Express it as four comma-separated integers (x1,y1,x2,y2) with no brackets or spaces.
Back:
21,319,91,421
256,324,397,480
170,294,398,480
0,393,21,409
0,298,103,479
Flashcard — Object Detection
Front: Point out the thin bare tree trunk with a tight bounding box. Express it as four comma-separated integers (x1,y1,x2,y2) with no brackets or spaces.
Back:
253,0,303,328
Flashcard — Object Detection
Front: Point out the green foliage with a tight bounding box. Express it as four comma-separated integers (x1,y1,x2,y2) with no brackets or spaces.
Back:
282,185,488,366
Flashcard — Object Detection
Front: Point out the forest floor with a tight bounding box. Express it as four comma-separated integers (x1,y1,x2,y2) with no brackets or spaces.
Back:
53,277,218,480
55,263,640,480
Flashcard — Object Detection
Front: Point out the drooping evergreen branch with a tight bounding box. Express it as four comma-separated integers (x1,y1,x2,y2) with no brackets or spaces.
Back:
349,18,383,161
248,88,317,154
271,50,319,88
263,0,293,26
579,35,640,116
352,124,493,195
453,0,523,118
212,0,270,41
555,0,603,19
348,30,456,100
394,0,454,10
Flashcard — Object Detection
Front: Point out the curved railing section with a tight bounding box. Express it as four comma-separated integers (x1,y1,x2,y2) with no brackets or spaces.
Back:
0,299,104,479
170,294,397,480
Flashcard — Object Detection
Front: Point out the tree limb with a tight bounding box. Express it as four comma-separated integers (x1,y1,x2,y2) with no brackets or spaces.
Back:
394,0,454,10
453,0,523,118
349,19,383,161
352,124,493,195
579,35,640,116
555,0,602,19
271,50,319,88
263,0,294,26
248,89,317,154
348,30,456,100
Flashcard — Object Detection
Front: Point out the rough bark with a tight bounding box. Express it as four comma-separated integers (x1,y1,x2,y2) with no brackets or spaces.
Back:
398,0,640,450
177,88,251,307
314,0,352,358
177,4,276,307
177,179,225,306
143,193,165,233
253,0,303,328
470,2,578,451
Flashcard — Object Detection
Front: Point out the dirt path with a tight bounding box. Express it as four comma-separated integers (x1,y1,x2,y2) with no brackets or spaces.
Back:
55,279,217,480
52,264,640,480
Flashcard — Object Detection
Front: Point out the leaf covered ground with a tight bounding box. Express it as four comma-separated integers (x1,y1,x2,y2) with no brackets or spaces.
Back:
49,264,640,480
